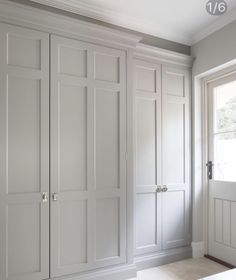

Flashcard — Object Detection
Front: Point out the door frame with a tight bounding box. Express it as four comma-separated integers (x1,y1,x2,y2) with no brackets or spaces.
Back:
198,64,236,255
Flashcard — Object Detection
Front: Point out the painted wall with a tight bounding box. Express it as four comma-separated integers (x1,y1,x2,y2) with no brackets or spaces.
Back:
192,19,236,76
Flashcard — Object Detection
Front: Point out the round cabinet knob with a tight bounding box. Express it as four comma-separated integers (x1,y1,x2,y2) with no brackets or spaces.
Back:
156,186,162,193
162,186,168,192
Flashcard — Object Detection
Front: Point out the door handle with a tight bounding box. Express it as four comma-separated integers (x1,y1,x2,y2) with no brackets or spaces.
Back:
206,161,214,180
52,193,58,201
42,192,48,203
162,186,168,192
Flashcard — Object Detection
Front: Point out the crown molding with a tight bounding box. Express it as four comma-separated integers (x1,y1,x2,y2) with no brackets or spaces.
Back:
191,6,236,45
0,0,142,49
29,0,192,45
134,43,193,67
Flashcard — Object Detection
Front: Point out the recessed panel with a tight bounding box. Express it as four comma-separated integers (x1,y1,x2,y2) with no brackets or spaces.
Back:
223,200,231,246
96,198,120,260
136,66,156,92
95,53,119,83
59,84,87,191
95,89,119,189
59,200,87,266
59,45,87,77
231,202,236,248
136,193,157,248
215,199,223,243
8,76,40,194
163,102,184,184
7,33,41,70
163,191,185,244
164,71,184,97
7,203,40,276
136,99,156,186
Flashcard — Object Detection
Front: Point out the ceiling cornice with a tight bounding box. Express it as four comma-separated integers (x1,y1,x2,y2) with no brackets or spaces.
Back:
191,6,236,44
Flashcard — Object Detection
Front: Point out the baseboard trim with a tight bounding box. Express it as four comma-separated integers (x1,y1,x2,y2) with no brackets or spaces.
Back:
205,255,235,269
191,241,205,258
52,264,137,280
135,246,192,271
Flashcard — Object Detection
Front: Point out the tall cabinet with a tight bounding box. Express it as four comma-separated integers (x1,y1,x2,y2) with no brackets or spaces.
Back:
0,3,192,280
0,22,128,280
134,50,191,265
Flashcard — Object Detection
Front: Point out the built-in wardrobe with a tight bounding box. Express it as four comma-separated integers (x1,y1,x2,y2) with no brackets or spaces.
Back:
134,48,191,269
0,2,192,280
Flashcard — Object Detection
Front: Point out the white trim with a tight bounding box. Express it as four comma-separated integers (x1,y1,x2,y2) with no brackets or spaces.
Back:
191,6,236,45
191,242,205,258
134,43,193,67
135,246,192,270
0,0,141,49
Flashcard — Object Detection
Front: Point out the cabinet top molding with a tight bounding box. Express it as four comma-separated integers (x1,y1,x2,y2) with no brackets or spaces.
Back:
135,43,193,67
0,0,192,65
0,0,141,49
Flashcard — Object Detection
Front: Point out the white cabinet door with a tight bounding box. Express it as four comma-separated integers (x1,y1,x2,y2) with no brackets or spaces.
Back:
134,60,191,256
162,66,191,249
134,60,162,255
0,23,49,280
50,35,127,277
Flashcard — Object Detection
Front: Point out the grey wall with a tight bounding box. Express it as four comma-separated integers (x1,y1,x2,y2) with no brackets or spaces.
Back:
192,19,236,76
12,0,190,55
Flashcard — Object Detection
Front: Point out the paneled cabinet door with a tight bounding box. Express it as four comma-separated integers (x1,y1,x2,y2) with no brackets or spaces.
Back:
162,66,191,249
50,35,127,277
0,24,49,280
134,59,162,255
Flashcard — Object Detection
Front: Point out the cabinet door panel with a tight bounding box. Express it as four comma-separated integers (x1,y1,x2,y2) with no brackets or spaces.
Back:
0,23,49,280
51,35,126,277
95,198,120,260
162,66,191,249
134,60,162,255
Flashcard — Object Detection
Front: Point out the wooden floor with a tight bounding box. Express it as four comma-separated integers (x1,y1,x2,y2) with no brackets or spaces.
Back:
129,258,229,280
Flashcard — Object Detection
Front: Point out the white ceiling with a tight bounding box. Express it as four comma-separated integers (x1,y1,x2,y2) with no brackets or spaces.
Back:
31,0,236,45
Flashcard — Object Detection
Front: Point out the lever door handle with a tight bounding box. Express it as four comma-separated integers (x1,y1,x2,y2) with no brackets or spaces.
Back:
206,161,214,180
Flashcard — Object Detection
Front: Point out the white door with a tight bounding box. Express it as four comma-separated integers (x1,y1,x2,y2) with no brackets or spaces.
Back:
134,59,162,255
162,66,191,249
50,35,127,277
0,23,49,280
208,73,236,266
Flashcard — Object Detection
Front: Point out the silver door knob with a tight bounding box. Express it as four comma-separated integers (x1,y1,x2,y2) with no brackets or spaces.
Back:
162,186,168,192
52,193,58,201
42,192,48,203
156,186,162,193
